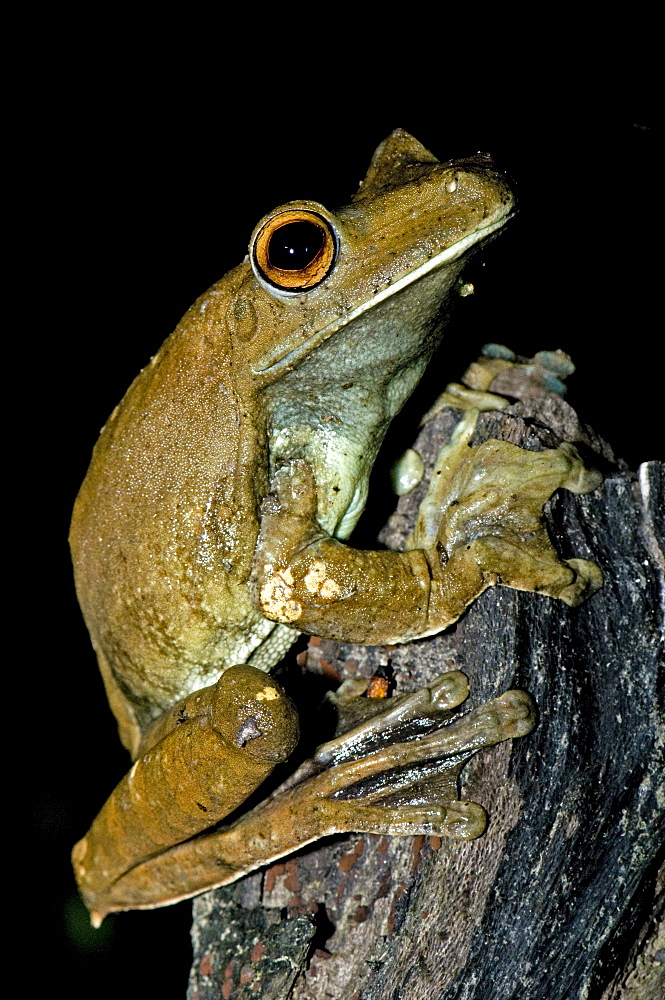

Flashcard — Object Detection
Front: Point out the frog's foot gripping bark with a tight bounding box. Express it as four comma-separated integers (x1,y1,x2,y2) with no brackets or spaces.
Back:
77,672,536,922
411,407,603,611
420,343,578,420
253,413,602,646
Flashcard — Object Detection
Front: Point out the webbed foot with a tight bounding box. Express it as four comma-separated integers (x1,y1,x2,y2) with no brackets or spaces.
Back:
558,558,604,606
421,343,578,423
83,674,536,918
401,404,603,614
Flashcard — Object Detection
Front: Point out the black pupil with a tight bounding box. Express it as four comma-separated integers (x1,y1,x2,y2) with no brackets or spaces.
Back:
268,221,325,271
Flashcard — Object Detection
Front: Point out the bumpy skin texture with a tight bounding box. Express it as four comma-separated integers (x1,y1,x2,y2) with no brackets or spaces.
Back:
69,131,601,924
69,131,515,751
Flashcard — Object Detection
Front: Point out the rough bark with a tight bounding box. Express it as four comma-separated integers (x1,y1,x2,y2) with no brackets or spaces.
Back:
187,395,664,1000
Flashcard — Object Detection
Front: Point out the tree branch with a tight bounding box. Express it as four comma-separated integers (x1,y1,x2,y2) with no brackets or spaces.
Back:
188,395,664,1000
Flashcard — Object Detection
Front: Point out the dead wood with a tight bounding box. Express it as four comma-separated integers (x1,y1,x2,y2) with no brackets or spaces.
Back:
188,394,664,1000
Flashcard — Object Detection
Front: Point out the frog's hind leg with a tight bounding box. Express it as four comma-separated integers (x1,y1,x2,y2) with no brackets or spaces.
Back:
313,668,471,767
72,665,299,924
82,684,536,920
315,685,536,837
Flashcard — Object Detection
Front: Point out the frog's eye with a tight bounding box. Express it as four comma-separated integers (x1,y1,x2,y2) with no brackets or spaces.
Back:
253,210,336,291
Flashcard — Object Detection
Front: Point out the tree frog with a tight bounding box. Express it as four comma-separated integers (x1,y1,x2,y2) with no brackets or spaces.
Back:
70,130,602,926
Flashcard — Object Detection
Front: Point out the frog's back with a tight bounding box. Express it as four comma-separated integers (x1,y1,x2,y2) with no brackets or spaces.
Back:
70,270,271,738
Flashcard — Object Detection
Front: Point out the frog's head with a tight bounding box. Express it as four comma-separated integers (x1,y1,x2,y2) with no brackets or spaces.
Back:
227,129,514,381
223,131,514,538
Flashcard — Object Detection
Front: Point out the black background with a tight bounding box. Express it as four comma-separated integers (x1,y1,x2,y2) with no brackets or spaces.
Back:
24,43,659,1000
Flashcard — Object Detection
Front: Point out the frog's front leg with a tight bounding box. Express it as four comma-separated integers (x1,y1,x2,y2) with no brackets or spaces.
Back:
72,665,299,926
79,673,536,921
253,416,602,646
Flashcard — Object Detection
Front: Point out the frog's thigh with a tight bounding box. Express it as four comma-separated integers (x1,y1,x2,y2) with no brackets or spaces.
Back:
72,665,298,908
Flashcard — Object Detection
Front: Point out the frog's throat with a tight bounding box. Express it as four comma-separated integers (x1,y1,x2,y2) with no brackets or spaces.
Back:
254,211,514,378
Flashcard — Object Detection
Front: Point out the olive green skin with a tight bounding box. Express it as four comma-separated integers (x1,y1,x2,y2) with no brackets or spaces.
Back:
70,133,606,924
70,130,513,755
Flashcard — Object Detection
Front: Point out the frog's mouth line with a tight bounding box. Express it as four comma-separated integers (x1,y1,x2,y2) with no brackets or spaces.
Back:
254,211,514,377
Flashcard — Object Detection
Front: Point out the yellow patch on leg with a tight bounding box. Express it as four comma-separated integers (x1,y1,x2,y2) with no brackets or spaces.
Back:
303,561,328,593
303,559,341,600
259,572,303,623
319,578,341,599
255,686,280,702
